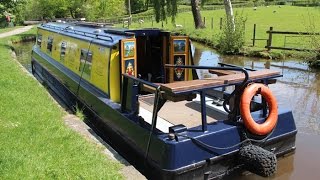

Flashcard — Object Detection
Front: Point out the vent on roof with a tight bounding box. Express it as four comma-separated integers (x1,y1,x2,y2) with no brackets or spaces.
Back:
93,29,102,34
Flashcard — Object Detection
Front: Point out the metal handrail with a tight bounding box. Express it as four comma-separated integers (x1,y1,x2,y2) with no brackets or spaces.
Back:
218,62,256,71
122,74,160,89
41,24,114,42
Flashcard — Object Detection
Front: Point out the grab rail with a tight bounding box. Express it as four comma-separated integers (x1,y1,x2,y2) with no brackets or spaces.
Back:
41,24,114,42
122,74,160,89
218,62,255,71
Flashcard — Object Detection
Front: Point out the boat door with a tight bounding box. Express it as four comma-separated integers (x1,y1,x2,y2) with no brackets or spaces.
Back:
169,36,190,82
121,38,137,77
120,38,139,113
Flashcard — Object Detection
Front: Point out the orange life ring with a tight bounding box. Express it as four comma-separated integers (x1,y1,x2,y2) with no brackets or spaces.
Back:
240,83,278,136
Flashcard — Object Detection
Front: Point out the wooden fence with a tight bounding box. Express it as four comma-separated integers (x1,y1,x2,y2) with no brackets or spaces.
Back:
265,27,320,51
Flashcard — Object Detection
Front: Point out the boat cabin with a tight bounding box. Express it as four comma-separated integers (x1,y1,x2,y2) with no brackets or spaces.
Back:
35,22,193,103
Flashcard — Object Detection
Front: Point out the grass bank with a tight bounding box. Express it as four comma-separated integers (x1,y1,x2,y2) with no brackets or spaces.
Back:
0,26,23,34
125,5,320,60
0,28,123,179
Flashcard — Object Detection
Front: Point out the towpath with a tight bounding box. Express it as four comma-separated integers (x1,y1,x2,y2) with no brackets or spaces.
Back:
4,25,146,179
0,26,34,39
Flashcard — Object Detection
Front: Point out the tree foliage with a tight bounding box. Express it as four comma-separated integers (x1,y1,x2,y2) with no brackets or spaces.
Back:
1,0,125,23
153,0,178,23
218,13,246,54
127,0,148,13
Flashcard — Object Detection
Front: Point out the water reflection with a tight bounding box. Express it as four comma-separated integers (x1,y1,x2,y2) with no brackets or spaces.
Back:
13,41,34,72
191,42,320,179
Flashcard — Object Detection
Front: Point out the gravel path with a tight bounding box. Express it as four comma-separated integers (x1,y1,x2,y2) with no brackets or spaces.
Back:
0,26,34,39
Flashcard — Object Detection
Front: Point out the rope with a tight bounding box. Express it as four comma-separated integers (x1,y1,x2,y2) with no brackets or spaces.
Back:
76,36,96,95
175,127,275,151
144,86,161,162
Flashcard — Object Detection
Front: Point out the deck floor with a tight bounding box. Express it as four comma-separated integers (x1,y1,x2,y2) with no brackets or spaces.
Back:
139,95,227,130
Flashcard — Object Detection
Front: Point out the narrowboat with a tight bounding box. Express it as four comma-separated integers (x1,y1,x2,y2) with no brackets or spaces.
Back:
31,22,297,179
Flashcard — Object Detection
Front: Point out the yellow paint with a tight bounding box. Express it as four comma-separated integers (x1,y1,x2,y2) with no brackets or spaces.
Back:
65,39,80,73
90,44,110,93
109,46,120,103
37,28,112,97
51,34,61,61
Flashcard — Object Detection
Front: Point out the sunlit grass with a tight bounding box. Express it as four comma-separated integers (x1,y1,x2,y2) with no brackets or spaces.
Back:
127,5,320,51
74,104,86,121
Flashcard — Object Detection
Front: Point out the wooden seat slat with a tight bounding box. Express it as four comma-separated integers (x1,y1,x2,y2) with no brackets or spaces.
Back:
208,69,238,76
161,79,225,93
161,69,280,93
216,69,280,84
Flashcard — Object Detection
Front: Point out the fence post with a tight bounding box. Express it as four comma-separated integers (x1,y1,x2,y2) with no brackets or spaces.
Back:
220,17,222,30
203,17,206,26
267,26,273,51
252,24,256,46
152,17,153,27
211,17,213,30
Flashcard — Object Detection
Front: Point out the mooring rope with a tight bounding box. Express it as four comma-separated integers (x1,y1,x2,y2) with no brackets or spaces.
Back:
174,127,275,151
76,36,97,96
144,86,161,163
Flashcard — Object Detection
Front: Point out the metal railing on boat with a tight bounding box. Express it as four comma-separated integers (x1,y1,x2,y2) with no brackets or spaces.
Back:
41,24,114,42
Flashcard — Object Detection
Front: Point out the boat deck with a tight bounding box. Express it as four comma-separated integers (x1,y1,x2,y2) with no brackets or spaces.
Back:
138,94,228,132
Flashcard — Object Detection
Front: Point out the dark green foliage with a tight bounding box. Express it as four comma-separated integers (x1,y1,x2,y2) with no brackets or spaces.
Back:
309,59,320,68
130,0,148,13
153,0,178,23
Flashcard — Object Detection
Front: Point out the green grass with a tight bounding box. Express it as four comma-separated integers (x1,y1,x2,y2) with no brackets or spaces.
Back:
0,29,123,179
126,5,320,56
0,26,23,34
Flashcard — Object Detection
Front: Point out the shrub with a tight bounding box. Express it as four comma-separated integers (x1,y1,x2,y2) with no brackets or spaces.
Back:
218,13,247,54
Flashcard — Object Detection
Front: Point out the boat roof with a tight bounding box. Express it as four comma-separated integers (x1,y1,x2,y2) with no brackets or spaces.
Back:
38,22,138,47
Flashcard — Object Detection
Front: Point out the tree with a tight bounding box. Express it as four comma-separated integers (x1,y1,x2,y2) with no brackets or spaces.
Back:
153,0,205,29
191,0,205,29
68,0,87,19
223,0,235,31
153,0,177,23
127,0,145,13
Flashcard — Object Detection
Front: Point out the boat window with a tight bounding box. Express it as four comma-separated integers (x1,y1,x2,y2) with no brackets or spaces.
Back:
79,49,93,79
37,34,42,47
60,41,67,61
47,36,53,53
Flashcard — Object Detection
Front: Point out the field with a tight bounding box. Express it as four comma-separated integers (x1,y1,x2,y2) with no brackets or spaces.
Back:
127,5,320,53
0,29,123,179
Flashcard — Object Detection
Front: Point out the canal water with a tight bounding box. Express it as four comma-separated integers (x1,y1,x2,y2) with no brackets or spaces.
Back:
14,41,320,179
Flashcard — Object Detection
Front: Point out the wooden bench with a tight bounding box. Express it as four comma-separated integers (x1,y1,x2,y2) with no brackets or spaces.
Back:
160,69,281,94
